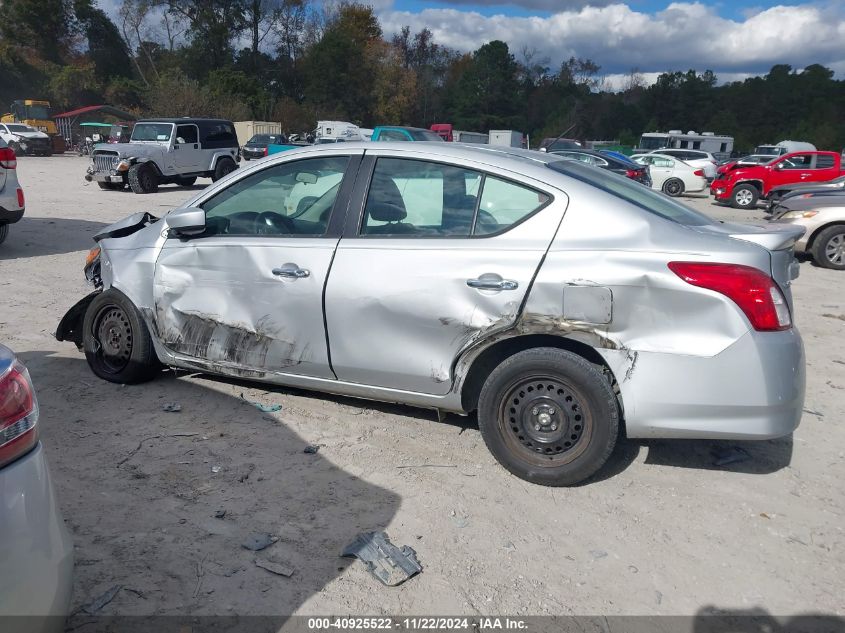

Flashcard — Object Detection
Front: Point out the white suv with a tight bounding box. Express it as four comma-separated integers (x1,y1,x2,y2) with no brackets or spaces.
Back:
0,138,25,246
647,149,718,180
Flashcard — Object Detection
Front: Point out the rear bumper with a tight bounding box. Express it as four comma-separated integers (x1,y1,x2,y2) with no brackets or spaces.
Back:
604,329,805,439
0,444,74,627
0,203,25,224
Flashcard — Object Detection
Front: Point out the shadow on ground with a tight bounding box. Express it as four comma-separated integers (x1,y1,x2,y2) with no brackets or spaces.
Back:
0,217,108,260
18,351,401,622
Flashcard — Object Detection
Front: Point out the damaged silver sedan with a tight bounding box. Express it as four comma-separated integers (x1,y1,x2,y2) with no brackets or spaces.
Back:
57,143,806,486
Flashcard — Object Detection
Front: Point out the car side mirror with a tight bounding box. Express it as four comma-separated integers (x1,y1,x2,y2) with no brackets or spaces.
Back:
774,163,784,170
167,206,206,236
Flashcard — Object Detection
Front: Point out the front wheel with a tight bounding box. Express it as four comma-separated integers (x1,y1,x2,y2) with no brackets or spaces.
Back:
811,225,845,270
731,184,759,209
82,289,160,383
212,158,237,182
128,163,159,194
477,348,619,486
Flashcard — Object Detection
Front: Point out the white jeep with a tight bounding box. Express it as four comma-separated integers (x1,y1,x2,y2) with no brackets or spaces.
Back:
86,118,240,193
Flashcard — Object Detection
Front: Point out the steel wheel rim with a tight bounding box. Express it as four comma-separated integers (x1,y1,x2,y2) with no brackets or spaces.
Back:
825,234,845,265
736,190,753,206
497,374,593,467
93,305,133,374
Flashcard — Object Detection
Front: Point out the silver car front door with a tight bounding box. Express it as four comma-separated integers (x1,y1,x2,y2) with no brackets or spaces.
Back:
152,152,360,378
325,151,567,395
173,124,203,172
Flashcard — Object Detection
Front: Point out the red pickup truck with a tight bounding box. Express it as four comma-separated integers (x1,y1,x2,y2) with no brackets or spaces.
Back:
710,151,845,209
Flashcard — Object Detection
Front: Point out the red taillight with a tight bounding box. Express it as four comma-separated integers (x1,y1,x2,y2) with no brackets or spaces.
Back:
694,169,704,177
16,188,24,208
668,262,791,332
0,362,39,468
625,169,641,179
263,147,269,157
0,147,17,169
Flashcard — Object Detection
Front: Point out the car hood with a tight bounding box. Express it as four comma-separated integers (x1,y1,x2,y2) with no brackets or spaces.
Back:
12,130,49,139
774,193,845,212
94,211,160,242
95,142,166,158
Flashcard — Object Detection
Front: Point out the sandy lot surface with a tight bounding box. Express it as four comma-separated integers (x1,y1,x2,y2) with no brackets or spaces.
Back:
2,155,843,622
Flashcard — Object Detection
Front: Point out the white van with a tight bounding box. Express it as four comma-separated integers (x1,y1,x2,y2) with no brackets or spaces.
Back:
754,140,817,156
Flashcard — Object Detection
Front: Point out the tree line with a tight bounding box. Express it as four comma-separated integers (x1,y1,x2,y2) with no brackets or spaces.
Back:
1,0,844,151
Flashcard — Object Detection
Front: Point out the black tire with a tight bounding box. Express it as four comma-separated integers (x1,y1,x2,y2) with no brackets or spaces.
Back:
82,289,160,384
731,183,759,209
8,142,21,155
477,347,619,486
212,158,237,182
662,178,684,197
811,225,845,270
128,162,159,194
177,176,197,187
0,223,8,246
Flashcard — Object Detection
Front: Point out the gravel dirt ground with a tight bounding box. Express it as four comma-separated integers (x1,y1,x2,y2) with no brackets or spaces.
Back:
2,155,843,622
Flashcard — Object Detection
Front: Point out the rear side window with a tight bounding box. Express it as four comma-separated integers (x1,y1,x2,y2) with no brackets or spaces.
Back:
816,155,835,169
360,158,549,237
203,123,236,144
548,159,711,226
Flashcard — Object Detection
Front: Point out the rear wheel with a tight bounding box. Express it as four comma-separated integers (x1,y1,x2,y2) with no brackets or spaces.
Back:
477,348,619,486
662,178,684,197
0,223,8,245
82,289,160,383
731,184,759,209
212,158,237,182
811,225,845,270
128,163,159,194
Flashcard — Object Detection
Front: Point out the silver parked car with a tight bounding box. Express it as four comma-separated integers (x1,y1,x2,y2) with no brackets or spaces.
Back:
0,345,74,629
57,143,806,486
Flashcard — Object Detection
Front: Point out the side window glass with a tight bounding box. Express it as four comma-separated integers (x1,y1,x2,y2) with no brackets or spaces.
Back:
200,156,349,237
361,158,481,236
781,154,812,169
175,125,198,144
381,130,408,141
474,176,550,236
815,155,834,169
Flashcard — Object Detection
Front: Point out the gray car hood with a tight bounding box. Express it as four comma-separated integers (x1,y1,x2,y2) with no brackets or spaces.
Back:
11,130,50,140
94,142,166,159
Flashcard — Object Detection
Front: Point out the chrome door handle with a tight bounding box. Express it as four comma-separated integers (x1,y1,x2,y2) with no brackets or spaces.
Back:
467,278,518,291
272,266,310,279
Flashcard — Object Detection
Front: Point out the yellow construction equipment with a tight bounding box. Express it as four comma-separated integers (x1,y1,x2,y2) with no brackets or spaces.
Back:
1,100,65,152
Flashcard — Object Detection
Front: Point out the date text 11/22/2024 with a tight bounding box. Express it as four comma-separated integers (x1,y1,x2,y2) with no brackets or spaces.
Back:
306,618,529,631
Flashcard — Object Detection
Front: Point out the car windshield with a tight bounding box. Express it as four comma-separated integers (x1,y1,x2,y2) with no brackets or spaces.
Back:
25,105,51,119
548,159,712,226
7,124,33,132
131,123,173,142
248,135,274,144
409,129,444,141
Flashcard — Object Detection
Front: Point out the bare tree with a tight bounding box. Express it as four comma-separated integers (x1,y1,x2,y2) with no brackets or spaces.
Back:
119,0,160,85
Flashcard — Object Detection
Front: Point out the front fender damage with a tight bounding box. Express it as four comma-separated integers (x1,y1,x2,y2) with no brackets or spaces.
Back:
55,291,101,349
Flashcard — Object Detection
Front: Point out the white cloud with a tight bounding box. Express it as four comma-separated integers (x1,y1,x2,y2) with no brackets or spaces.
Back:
378,2,845,78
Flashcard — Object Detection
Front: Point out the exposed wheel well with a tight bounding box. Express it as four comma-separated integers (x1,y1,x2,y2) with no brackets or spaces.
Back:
734,180,762,194
459,334,618,413
807,221,845,250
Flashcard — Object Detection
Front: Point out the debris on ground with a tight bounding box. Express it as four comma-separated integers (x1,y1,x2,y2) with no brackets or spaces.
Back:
303,444,320,454
342,531,422,586
162,402,182,413
237,463,255,482
241,533,278,551
81,584,122,614
803,408,824,418
211,465,221,474
254,557,295,577
590,549,608,559
214,509,227,519
240,393,282,412
711,446,749,467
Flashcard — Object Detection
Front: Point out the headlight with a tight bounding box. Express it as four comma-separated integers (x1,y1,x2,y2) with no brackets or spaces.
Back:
781,210,819,219
85,246,101,266
116,160,131,172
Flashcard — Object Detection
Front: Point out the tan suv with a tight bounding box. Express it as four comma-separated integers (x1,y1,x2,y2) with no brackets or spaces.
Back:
771,199,845,270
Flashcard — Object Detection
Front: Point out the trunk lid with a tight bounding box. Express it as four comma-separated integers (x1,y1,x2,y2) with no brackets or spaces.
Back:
691,221,805,308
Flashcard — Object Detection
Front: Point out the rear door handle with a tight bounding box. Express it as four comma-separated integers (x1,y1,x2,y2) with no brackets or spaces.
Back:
272,265,310,279
467,277,518,291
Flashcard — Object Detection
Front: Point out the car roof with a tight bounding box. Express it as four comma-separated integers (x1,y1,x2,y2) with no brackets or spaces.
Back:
136,118,233,125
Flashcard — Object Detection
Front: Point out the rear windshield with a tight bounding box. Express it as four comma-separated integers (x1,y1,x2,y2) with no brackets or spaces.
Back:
409,129,444,142
248,134,274,144
548,159,712,226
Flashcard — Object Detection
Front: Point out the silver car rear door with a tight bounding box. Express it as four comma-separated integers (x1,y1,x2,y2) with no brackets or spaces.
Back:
324,149,568,395
152,150,362,379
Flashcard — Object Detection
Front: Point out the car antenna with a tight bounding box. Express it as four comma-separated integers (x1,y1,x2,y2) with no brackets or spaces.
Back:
548,123,578,148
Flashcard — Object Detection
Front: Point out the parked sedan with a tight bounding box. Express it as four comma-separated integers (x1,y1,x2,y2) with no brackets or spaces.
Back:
647,149,718,180
767,174,845,207
57,143,805,486
770,201,845,269
0,137,25,246
0,344,74,630
550,149,651,187
630,153,708,196
242,134,287,160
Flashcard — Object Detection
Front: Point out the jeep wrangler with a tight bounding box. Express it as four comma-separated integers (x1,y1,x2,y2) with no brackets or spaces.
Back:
86,118,240,194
